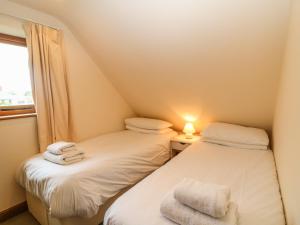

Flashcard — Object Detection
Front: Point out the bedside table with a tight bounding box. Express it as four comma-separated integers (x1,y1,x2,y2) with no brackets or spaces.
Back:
170,134,200,158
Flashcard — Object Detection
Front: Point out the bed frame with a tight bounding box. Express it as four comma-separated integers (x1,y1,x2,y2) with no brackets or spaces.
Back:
26,186,131,225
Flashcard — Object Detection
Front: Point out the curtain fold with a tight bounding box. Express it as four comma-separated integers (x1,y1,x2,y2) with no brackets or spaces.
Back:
24,22,71,152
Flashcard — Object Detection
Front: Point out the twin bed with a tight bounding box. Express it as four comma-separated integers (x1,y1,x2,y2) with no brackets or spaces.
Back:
17,129,177,225
104,141,285,225
17,120,285,225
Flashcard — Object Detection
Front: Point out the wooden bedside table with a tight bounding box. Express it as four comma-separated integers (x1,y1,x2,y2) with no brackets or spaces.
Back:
170,134,200,158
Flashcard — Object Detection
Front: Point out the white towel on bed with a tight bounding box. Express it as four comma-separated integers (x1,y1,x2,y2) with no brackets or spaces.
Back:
174,178,231,218
161,192,238,225
47,141,76,155
44,149,84,160
43,151,84,165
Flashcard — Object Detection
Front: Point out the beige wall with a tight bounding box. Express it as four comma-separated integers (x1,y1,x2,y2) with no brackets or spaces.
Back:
10,0,291,132
0,118,39,212
0,1,134,211
0,1,134,142
2,1,299,221
273,1,300,225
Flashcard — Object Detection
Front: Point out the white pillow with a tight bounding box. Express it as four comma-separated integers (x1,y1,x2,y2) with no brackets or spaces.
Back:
202,122,269,146
201,137,268,150
125,117,172,130
126,125,173,134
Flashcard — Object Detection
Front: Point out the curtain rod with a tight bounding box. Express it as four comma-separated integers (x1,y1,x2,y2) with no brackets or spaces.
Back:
0,12,62,30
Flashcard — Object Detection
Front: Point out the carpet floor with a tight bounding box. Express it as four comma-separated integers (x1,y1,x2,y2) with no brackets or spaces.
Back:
0,212,104,225
0,212,39,225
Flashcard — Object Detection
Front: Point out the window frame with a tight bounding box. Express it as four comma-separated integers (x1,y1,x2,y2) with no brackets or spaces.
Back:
0,33,36,119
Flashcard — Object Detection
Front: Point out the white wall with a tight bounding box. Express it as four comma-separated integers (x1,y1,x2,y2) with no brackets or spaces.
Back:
273,1,300,225
0,1,134,211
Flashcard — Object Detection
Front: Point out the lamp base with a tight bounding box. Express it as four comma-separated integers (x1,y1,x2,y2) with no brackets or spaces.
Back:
184,133,194,139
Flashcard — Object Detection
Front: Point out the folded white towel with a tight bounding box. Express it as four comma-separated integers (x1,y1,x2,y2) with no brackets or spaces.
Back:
174,178,230,218
43,151,84,165
46,141,76,155
161,192,238,225
202,137,268,150
45,149,84,160
48,146,78,155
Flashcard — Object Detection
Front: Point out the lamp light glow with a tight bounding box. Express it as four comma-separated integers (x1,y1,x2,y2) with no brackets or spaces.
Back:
183,122,195,139
183,115,197,123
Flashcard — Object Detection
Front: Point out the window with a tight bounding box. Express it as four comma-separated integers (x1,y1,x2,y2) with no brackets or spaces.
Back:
0,33,35,118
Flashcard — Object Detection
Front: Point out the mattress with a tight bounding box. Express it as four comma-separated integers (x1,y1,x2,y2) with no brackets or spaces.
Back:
16,130,177,219
104,141,285,225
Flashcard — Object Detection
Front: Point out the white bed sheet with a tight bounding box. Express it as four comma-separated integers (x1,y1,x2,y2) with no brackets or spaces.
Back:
104,141,285,225
16,130,177,218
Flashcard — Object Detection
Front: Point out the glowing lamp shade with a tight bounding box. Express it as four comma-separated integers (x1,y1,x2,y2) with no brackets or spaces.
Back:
183,122,195,139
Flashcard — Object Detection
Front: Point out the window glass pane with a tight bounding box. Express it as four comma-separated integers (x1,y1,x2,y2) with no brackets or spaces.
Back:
0,42,33,107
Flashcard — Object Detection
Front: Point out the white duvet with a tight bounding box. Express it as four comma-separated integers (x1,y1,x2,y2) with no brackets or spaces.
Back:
104,141,285,225
16,130,176,218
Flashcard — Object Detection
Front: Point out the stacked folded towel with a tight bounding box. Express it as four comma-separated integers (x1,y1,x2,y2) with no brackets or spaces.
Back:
160,178,238,225
43,141,85,165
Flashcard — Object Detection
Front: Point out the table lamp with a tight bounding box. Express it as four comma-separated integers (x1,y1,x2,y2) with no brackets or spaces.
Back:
183,122,195,139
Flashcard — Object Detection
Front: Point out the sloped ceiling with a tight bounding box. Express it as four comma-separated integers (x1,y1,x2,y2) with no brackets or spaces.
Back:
9,0,290,131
